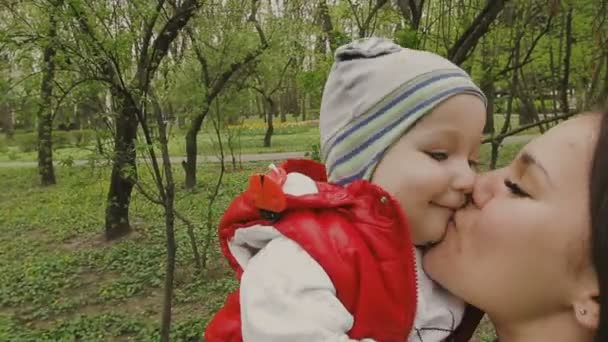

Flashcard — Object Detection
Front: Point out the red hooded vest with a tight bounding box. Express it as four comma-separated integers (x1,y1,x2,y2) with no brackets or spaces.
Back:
204,159,482,342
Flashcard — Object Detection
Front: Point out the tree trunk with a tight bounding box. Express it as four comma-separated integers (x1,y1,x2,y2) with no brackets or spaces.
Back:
37,116,55,186
258,95,266,121
160,198,176,341
301,94,307,121
177,113,186,129
480,37,494,135
588,52,606,107
183,98,211,190
481,76,495,134
396,0,425,31
0,101,13,139
317,0,335,52
157,106,177,342
105,96,138,240
600,53,608,103
548,44,560,119
264,97,274,148
560,7,573,113
37,2,60,186
517,71,538,126
184,127,198,189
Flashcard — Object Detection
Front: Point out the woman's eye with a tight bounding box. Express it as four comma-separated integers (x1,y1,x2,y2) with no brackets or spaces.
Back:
426,151,448,161
504,179,530,198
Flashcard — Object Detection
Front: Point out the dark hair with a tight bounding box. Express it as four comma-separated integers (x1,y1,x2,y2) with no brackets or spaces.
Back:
590,107,608,342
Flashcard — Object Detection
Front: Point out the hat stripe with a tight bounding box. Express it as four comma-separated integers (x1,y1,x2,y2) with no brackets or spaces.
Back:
321,70,469,160
325,74,484,185
333,88,482,185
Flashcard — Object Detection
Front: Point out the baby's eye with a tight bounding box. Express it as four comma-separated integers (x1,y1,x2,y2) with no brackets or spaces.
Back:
425,151,448,162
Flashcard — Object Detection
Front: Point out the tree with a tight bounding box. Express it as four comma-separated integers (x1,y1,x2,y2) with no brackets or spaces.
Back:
560,6,574,113
182,0,268,189
251,57,294,147
62,0,201,338
36,0,63,186
447,0,510,65
63,0,201,239
346,0,390,37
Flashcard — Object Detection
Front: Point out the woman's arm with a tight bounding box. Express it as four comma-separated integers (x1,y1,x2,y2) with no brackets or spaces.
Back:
240,234,374,342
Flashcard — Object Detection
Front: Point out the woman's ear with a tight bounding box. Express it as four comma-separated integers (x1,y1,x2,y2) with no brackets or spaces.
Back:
573,291,600,330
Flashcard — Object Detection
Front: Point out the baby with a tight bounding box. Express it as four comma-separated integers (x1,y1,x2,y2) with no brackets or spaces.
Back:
205,37,486,342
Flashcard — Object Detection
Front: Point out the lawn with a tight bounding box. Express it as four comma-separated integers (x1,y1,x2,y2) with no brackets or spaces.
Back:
0,114,541,164
0,140,522,340
0,163,270,341
0,119,320,163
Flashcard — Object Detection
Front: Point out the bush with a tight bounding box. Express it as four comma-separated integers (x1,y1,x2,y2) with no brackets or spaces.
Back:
0,142,8,153
13,132,38,152
304,143,321,162
71,129,95,147
53,131,72,149
7,150,18,160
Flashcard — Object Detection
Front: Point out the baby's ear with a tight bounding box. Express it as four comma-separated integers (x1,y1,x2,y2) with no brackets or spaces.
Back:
334,37,401,62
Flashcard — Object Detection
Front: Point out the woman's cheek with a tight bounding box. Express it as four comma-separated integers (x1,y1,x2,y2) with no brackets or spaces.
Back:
469,206,510,255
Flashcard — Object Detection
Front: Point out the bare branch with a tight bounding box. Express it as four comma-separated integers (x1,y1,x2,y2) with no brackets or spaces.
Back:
482,112,576,144
172,209,202,270
51,78,105,121
186,27,210,86
6,70,45,93
346,0,364,34
360,0,388,36
497,17,552,77
448,0,509,65
134,180,164,205
143,0,200,89
249,0,269,47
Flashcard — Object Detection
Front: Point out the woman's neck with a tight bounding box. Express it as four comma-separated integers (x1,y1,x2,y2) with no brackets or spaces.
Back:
491,310,593,342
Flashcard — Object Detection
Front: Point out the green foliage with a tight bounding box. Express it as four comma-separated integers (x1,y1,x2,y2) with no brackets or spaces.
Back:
12,133,38,152
394,27,420,49
0,164,264,340
53,131,72,149
70,130,96,148
0,142,7,154
305,143,322,162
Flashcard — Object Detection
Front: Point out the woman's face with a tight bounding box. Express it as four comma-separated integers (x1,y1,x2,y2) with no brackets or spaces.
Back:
423,114,600,322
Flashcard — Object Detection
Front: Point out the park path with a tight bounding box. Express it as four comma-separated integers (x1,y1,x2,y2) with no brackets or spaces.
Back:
0,135,535,168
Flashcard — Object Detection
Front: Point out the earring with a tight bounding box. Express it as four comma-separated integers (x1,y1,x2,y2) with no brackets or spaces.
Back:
579,308,587,316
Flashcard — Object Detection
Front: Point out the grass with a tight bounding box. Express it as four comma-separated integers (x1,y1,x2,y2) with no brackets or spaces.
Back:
0,114,544,163
0,138,524,340
0,163,269,341
166,125,319,156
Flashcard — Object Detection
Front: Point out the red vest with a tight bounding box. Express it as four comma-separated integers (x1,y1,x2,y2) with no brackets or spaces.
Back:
204,159,482,342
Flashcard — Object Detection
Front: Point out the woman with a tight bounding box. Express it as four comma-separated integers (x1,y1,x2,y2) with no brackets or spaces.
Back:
424,108,608,341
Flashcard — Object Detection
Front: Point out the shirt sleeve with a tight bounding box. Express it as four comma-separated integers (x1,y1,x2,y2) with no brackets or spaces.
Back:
240,234,375,342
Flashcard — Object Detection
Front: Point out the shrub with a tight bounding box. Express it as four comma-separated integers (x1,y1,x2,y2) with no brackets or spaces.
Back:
53,131,72,149
71,129,95,147
13,132,38,152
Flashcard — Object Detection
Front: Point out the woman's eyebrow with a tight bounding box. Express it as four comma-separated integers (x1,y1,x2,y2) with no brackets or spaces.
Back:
521,151,553,186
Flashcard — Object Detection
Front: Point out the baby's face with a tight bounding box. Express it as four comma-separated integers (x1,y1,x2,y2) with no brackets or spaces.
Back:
372,94,486,246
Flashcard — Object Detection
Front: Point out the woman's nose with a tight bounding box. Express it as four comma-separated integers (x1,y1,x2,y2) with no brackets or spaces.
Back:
472,169,504,208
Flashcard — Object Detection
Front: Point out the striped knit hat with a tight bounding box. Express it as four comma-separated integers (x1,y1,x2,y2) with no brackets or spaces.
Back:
320,37,486,185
